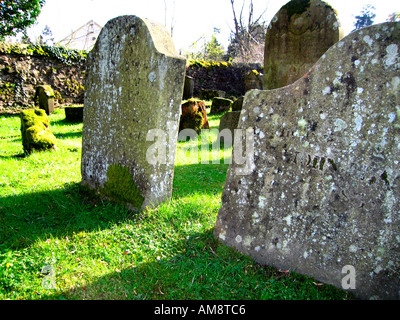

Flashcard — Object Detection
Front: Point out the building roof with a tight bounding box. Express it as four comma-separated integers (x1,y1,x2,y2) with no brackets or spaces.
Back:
57,20,102,51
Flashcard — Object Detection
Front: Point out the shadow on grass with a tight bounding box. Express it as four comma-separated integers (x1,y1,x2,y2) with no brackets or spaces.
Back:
43,228,351,301
53,131,82,140
0,183,136,252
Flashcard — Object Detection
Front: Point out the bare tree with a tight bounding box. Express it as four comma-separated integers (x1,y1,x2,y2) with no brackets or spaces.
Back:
228,0,268,63
163,0,176,37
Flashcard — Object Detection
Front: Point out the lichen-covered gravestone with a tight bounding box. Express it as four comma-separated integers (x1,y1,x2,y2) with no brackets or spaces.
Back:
215,22,400,300
263,0,344,90
81,16,186,211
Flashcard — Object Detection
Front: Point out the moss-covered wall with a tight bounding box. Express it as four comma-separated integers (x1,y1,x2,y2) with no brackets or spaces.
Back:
0,41,261,111
0,42,86,111
184,60,263,97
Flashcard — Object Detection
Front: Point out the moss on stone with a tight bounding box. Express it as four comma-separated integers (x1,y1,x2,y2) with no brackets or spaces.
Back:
20,109,57,154
101,164,144,210
187,59,233,69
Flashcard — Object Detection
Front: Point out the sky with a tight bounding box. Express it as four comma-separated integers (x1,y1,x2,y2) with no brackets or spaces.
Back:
22,0,399,52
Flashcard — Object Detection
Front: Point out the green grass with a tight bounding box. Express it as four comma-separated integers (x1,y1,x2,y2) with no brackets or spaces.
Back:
0,108,353,300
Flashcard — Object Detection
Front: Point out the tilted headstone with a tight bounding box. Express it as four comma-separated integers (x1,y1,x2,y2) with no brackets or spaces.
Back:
183,76,194,100
35,85,55,115
215,22,400,300
81,15,186,211
263,0,344,90
179,99,210,133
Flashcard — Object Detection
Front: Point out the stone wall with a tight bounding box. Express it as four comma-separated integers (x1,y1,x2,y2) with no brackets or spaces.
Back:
0,43,86,111
185,61,263,97
0,43,261,112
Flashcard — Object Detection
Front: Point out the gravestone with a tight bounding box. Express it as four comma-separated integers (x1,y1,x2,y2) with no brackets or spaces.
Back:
215,22,400,300
200,89,225,100
183,76,194,99
20,109,57,154
218,111,241,141
210,97,232,115
81,15,186,211
35,85,55,115
65,105,84,122
232,96,244,112
245,70,263,91
180,99,210,133
263,0,344,90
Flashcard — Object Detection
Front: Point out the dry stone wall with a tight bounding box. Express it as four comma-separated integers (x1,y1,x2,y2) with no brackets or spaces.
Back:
214,22,400,300
0,45,86,110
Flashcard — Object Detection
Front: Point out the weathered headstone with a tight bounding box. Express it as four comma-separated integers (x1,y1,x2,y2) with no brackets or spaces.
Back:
263,0,344,90
245,70,263,91
20,109,57,154
35,85,55,115
218,111,241,141
65,105,84,122
81,15,186,211
179,99,210,133
183,76,194,99
232,96,244,112
210,97,232,115
215,22,400,300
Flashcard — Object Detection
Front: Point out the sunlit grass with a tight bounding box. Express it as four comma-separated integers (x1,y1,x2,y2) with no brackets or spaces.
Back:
0,107,352,300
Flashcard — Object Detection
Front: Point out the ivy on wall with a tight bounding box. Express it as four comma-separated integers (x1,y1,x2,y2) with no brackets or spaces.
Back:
0,42,87,65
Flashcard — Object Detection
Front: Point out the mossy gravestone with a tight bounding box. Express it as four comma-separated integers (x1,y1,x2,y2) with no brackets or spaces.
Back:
81,16,186,211
20,109,57,154
263,0,344,90
35,85,55,115
215,23,400,299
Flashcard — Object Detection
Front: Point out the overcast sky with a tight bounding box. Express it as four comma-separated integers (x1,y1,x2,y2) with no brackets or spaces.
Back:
24,0,399,51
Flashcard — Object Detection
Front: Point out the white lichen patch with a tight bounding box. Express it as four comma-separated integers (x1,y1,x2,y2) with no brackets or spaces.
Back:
334,119,348,132
384,44,399,69
363,35,373,46
322,86,331,95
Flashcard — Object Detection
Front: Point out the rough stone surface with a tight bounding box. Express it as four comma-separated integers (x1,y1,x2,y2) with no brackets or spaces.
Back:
245,70,263,91
210,97,233,115
81,15,186,211
0,44,86,110
263,0,344,90
232,96,244,112
183,76,194,99
180,99,209,133
215,23,400,300
65,105,84,122
35,85,55,115
200,89,225,100
20,109,57,154
218,111,241,141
